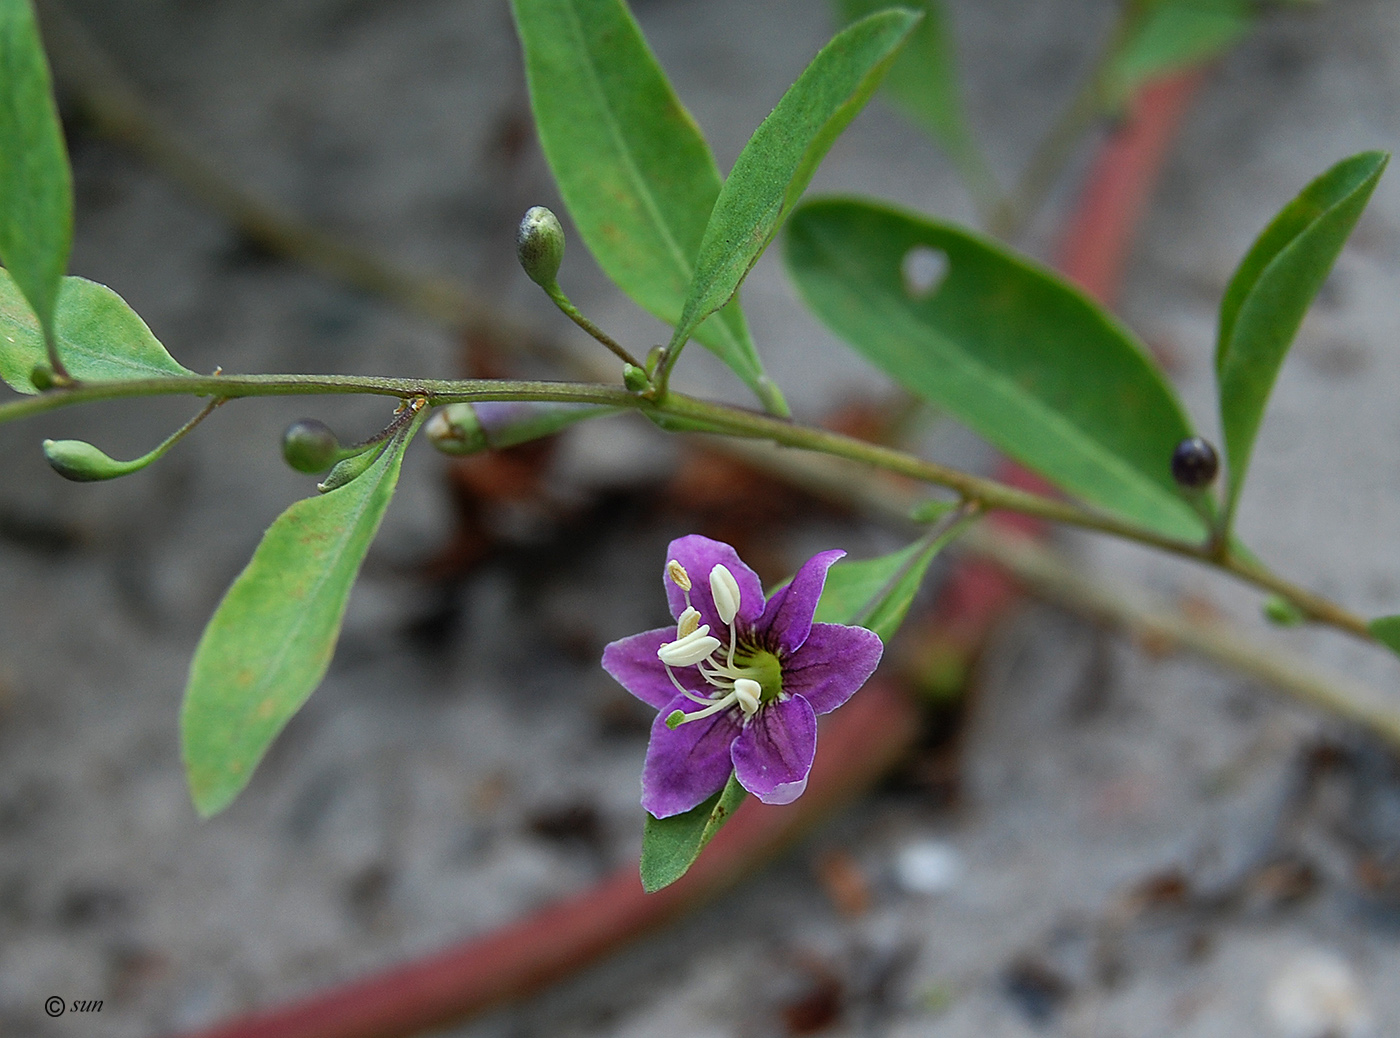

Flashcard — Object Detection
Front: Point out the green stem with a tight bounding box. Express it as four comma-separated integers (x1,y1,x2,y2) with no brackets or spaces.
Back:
544,284,641,369
0,372,1373,640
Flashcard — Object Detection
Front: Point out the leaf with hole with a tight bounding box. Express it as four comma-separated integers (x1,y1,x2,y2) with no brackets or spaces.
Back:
639,772,745,893
665,9,920,366
181,408,425,817
1216,151,1387,525
0,0,72,343
0,271,193,392
509,0,775,407
786,198,1205,540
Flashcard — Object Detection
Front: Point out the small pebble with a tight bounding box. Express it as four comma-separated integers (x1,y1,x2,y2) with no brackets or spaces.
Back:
893,839,962,895
1265,950,1372,1038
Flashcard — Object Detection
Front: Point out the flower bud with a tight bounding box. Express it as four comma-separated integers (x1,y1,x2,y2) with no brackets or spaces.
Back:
622,363,650,393
43,438,137,482
1263,595,1305,627
517,206,565,288
281,418,341,473
29,363,55,391
425,404,489,456
317,444,384,493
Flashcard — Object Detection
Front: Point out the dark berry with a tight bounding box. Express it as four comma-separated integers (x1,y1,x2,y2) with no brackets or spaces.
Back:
1171,437,1219,489
281,419,340,474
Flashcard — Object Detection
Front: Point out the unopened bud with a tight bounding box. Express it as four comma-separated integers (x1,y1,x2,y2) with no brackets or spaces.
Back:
425,404,488,456
29,364,55,391
317,444,383,493
282,419,341,473
622,363,650,393
1263,595,1305,627
517,206,565,288
43,438,137,482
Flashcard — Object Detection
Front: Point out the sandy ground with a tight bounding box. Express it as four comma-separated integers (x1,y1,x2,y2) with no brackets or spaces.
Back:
1,0,1399,1035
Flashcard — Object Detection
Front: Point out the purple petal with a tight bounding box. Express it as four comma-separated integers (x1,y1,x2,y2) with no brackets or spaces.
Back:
602,627,709,711
663,535,765,632
731,695,817,805
754,549,845,655
641,695,743,817
781,623,883,715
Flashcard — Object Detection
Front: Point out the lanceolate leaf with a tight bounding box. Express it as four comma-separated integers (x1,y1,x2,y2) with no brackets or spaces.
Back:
835,0,996,212
786,198,1204,540
1104,0,1253,107
1216,151,1388,522
0,271,193,392
0,0,72,341
640,773,745,893
182,408,426,816
508,0,772,405
816,519,972,641
665,10,920,361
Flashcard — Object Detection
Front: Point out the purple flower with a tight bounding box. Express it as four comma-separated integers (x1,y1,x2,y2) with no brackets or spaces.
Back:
602,535,883,818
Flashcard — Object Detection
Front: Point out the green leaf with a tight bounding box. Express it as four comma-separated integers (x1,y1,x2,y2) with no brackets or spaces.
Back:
1104,0,1254,106
0,0,72,341
640,773,745,893
665,10,921,359
1370,616,1400,660
181,408,426,816
1216,151,1387,522
509,0,776,408
815,519,970,641
0,270,193,392
835,0,996,211
785,198,1204,540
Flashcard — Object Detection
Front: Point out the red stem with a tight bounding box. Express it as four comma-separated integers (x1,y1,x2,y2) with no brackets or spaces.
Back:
171,68,1207,1038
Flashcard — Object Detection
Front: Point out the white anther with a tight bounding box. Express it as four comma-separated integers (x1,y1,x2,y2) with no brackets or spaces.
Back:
666,560,692,592
657,626,721,667
733,678,762,715
710,564,742,625
676,606,701,639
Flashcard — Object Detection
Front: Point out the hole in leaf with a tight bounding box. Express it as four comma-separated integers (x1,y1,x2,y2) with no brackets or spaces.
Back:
901,245,948,300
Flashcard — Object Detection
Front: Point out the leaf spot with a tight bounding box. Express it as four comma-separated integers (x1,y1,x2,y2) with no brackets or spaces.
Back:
901,245,948,300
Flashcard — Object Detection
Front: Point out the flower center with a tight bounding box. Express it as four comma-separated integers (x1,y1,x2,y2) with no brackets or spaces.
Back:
658,561,783,729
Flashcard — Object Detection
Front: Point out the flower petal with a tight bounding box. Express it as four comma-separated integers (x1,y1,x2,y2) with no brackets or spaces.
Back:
754,549,845,655
781,622,883,715
602,627,710,711
663,535,765,631
731,695,817,805
641,695,743,817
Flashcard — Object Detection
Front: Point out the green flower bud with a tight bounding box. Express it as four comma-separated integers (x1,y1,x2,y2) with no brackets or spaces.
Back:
317,444,386,493
644,345,665,378
281,419,341,473
517,206,565,288
622,364,651,393
1263,595,1305,627
43,438,142,482
29,364,55,391
425,404,489,456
